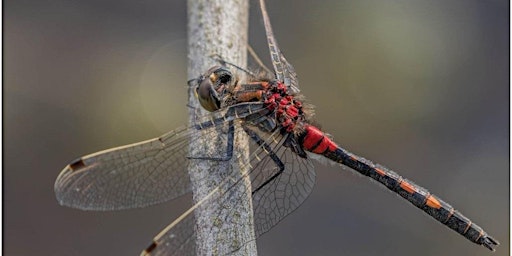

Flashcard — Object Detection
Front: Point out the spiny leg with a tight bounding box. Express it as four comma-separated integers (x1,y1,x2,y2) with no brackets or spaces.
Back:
187,120,235,161
241,125,285,194
209,53,259,79
247,43,273,75
186,102,267,161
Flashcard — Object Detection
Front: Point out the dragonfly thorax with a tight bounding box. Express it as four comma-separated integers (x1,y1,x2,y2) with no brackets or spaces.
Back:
263,81,307,134
195,66,311,136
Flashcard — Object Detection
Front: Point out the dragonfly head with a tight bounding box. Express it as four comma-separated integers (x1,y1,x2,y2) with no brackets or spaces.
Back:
195,66,234,112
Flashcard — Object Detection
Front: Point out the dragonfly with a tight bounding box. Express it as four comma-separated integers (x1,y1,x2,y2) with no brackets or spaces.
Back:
54,0,499,255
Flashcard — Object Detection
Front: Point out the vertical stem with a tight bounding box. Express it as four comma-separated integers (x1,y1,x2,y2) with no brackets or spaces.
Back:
187,0,256,255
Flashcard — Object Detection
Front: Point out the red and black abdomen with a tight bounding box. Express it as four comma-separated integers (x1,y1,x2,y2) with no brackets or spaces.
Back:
300,125,338,154
299,124,498,251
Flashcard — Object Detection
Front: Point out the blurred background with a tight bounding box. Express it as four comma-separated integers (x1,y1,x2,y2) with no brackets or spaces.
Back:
4,0,509,255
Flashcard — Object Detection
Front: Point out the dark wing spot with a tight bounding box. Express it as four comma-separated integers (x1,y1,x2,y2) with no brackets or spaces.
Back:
69,158,86,171
144,241,158,254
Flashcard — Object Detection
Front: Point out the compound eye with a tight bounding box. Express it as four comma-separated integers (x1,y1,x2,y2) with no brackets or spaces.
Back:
196,79,221,112
218,73,231,84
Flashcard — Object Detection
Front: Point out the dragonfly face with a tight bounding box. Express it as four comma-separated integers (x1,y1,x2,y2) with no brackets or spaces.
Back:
195,66,235,112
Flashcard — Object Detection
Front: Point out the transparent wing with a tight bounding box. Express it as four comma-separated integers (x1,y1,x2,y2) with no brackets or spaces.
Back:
55,127,193,211
141,126,316,255
248,131,316,236
259,0,300,93
140,193,199,256
54,102,267,211
141,168,254,256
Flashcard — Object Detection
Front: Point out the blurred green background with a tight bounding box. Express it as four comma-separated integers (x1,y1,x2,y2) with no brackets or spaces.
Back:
4,0,508,255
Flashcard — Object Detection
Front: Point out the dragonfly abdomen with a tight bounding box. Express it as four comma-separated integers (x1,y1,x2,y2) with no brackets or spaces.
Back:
300,124,499,251
300,125,337,154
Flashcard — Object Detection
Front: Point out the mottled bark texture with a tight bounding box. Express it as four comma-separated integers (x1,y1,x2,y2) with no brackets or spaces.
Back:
187,0,257,255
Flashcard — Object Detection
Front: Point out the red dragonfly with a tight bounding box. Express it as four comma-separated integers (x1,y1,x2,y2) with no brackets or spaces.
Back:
54,0,499,255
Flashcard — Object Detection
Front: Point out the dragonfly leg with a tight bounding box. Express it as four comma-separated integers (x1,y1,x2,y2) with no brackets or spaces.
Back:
186,103,204,122
246,43,273,76
209,54,259,79
186,77,205,116
187,103,268,161
241,125,285,194
187,120,235,161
